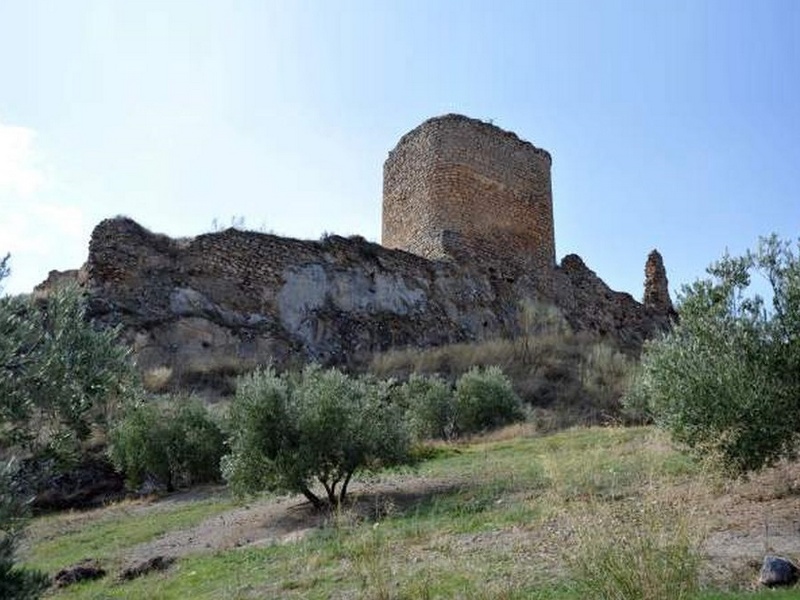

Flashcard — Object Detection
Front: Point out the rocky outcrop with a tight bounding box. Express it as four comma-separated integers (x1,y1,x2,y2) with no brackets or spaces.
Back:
58,217,675,394
553,254,672,350
84,218,523,377
119,556,176,581
643,249,676,318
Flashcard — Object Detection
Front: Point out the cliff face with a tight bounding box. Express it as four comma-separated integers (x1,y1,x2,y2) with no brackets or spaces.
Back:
62,217,672,391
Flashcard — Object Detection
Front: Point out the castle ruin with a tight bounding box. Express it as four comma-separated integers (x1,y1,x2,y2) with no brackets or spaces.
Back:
36,114,675,390
383,114,555,278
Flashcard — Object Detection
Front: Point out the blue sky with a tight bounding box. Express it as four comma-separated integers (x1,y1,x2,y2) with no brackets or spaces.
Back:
1,1,798,300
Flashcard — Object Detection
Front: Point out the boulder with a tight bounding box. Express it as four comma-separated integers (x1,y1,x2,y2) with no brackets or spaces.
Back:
759,555,799,587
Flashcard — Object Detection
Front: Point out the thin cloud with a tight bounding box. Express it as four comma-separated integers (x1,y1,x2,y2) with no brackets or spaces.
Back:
0,120,90,294
0,120,43,196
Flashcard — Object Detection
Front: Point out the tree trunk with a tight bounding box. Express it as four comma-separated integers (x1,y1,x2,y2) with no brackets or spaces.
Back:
339,470,354,506
299,485,324,510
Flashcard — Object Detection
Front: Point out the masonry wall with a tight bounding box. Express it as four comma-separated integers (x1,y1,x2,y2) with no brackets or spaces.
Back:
383,114,555,274
45,214,675,399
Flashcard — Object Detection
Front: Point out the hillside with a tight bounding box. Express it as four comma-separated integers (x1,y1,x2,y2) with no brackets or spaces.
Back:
21,426,800,598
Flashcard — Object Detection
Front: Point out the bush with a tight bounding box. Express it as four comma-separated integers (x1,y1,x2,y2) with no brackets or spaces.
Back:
0,285,136,459
0,459,49,599
109,398,225,491
627,235,800,474
399,374,456,441
454,366,525,435
223,366,411,508
579,343,636,421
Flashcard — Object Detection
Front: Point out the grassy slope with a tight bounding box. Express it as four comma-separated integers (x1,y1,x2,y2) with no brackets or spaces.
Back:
21,427,798,599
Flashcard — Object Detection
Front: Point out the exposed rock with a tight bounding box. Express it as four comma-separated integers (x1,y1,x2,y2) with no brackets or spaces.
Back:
33,116,677,394
643,249,676,318
553,254,672,350
69,217,675,396
118,555,176,581
759,555,799,587
54,559,106,588
32,267,87,298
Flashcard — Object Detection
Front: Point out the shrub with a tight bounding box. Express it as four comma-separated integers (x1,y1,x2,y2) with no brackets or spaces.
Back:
223,366,411,508
627,235,800,474
109,398,225,491
579,342,636,421
0,459,49,599
454,366,525,435
399,374,456,441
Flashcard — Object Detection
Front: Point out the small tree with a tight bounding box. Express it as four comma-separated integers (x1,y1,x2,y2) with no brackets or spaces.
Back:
223,366,411,509
109,398,225,491
628,235,800,474
454,366,525,435
0,260,49,599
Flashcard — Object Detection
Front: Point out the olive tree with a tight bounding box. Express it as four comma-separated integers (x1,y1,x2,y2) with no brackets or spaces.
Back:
223,366,411,509
454,366,525,435
399,374,457,441
0,259,49,599
627,235,800,474
0,284,135,459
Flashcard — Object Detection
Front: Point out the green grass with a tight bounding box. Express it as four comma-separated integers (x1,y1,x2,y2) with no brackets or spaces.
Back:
23,490,236,574
20,427,799,599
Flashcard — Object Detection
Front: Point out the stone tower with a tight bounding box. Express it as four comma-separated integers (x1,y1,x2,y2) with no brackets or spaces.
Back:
382,114,555,275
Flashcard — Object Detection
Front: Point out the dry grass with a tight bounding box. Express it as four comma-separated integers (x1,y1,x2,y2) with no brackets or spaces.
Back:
142,366,173,393
369,331,637,428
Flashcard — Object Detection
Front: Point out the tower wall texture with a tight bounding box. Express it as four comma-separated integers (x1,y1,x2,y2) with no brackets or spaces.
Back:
383,114,555,274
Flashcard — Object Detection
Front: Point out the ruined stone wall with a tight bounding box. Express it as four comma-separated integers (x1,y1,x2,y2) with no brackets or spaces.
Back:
643,249,676,318
43,115,678,395
77,217,673,395
383,114,555,275
85,218,523,383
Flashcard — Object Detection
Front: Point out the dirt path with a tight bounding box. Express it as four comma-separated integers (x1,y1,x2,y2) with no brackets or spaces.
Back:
124,476,464,565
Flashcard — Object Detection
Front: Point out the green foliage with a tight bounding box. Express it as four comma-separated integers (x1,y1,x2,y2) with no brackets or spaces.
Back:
0,460,49,599
399,374,456,441
370,330,637,431
109,398,225,491
627,235,800,474
223,366,411,508
454,366,525,435
0,285,136,460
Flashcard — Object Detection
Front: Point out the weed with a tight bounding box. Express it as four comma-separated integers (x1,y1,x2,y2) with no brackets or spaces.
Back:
567,497,704,600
